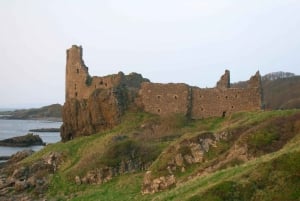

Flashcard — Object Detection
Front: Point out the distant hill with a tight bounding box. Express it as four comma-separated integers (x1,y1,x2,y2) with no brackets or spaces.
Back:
232,71,300,110
0,104,62,120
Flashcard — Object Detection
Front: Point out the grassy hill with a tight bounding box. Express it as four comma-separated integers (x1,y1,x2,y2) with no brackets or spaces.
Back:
7,109,299,200
263,76,300,109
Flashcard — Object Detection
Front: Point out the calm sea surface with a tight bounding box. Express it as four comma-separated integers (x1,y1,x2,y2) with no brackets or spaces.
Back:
0,119,62,157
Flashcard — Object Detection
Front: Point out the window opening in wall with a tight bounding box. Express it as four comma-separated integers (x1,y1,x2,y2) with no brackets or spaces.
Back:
222,111,226,118
157,108,161,113
200,95,203,98
77,69,79,74
174,95,178,100
225,96,228,99
157,95,161,99
235,94,238,98
99,80,103,85
75,92,78,97
201,107,204,111
105,83,107,87
231,106,234,109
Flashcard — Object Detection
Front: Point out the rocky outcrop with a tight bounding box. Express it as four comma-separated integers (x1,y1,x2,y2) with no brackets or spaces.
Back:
142,131,231,194
75,167,113,185
0,133,45,147
61,86,128,141
142,171,176,194
75,158,151,186
6,150,34,164
0,151,63,200
29,128,60,132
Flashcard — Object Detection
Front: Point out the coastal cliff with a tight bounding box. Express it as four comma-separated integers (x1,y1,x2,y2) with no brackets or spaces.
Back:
61,86,128,141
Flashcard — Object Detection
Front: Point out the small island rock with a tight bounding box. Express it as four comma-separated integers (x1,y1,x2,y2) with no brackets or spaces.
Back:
0,133,45,147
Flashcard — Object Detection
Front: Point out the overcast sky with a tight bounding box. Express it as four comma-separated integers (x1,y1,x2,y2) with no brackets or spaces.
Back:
0,0,300,108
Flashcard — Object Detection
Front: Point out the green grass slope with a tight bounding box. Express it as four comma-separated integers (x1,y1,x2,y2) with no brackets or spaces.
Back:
22,109,300,201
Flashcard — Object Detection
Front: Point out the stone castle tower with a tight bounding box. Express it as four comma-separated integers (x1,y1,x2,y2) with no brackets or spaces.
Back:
65,45,128,101
65,45,89,100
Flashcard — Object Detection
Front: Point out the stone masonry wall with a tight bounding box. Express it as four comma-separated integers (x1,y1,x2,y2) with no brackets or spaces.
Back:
139,70,262,119
66,45,125,100
216,69,230,89
191,87,262,119
139,82,190,116
65,45,89,100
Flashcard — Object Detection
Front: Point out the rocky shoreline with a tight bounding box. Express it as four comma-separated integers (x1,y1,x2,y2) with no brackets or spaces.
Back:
0,150,63,201
0,156,10,161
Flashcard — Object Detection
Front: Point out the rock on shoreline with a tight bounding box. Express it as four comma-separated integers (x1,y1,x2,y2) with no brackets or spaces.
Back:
0,133,45,147
29,128,60,132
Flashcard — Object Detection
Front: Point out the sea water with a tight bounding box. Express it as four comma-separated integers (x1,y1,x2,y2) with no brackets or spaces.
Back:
0,119,62,158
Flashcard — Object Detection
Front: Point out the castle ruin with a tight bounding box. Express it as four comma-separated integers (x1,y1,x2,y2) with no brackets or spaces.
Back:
61,45,263,141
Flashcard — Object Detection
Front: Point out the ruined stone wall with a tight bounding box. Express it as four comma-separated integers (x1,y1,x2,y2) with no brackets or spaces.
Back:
139,82,190,116
66,46,125,100
139,70,262,119
66,45,149,101
80,73,125,99
191,87,262,119
216,69,230,89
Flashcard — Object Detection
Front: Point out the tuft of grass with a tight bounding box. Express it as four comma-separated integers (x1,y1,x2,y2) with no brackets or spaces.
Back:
204,140,230,161
248,130,279,150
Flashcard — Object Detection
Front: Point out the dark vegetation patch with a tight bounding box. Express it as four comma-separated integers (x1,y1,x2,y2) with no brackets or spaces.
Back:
247,113,300,156
85,74,93,86
188,181,256,201
100,139,160,167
